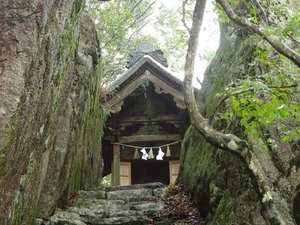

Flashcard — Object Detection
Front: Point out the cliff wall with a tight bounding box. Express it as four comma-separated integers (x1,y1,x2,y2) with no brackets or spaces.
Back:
0,1,104,224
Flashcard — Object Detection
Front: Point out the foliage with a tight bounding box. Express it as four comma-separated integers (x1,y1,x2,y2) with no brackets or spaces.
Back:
216,43,300,149
213,1,231,23
201,50,217,62
86,0,203,84
86,0,158,84
265,9,300,42
209,0,300,149
101,174,111,187
153,3,190,72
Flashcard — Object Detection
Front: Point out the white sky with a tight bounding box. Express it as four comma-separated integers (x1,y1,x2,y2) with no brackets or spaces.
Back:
154,0,220,87
196,0,220,86
92,0,220,87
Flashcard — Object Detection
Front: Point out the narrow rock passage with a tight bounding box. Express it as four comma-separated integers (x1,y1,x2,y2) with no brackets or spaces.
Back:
39,183,166,225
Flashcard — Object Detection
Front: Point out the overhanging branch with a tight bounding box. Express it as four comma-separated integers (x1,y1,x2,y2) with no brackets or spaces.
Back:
209,88,254,122
182,0,191,34
209,83,299,122
183,0,248,157
250,0,268,26
216,0,300,68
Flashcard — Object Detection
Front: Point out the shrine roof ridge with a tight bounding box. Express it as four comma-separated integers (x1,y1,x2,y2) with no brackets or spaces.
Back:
103,53,184,95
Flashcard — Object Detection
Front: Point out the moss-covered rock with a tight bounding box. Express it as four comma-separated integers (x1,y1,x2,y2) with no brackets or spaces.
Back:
0,1,104,224
178,4,300,224
179,126,265,224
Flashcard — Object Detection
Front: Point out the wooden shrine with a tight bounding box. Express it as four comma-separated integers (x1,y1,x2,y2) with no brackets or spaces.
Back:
101,43,197,186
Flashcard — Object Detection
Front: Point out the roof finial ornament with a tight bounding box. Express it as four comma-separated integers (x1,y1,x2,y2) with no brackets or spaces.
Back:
126,42,168,68
136,42,155,53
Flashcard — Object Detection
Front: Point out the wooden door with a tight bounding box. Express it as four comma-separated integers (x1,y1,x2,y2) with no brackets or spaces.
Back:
169,160,180,184
120,161,131,186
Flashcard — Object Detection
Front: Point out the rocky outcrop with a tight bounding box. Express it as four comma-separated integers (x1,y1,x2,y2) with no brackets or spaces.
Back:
0,1,104,224
39,183,166,225
178,2,300,225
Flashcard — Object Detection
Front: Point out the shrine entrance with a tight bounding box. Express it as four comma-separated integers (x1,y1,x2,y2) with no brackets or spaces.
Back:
107,141,182,186
101,43,197,186
114,160,180,186
132,160,169,185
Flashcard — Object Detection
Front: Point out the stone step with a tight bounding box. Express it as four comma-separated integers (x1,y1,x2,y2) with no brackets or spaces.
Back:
77,182,165,200
92,216,150,225
40,182,167,225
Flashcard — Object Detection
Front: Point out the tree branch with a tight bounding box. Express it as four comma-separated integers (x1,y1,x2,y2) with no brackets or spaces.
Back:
287,33,300,45
216,0,300,68
131,0,143,14
196,76,203,86
268,83,299,89
250,0,268,26
102,0,156,49
209,83,299,122
209,88,254,122
182,0,191,34
182,0,263,198
184,0,249,159
128,0,157,28
183,0,294,223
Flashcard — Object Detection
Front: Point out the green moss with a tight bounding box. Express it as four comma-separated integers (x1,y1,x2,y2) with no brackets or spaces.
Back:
178,32,266,224
5,1,109,224
7,1,96,224
9,193,24,225
8,142,45,225
73,164,82,192
213,195,231,224
27,204,38,225
181,127,217,186
269,217,281,225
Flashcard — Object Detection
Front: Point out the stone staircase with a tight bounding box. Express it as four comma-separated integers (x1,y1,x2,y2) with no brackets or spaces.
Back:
39,182,166,225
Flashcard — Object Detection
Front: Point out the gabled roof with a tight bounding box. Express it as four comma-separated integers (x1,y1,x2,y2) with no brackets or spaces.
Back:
101,45,197,113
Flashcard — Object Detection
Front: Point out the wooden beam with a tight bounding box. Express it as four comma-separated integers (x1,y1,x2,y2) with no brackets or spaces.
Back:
113,144,120,186
119,134,181,143
104,71,148,109
149,74,184,101
104,70,187,111
119,115,181,123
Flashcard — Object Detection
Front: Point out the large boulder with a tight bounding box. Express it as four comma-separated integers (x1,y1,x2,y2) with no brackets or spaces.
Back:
178,1,300,224
0,1,104,224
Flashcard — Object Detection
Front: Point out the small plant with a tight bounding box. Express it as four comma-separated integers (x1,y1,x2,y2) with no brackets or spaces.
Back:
101,174,112,187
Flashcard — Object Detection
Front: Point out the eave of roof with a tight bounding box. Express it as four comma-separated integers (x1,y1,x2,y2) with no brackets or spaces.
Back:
103,54,184,95
101,53,199,112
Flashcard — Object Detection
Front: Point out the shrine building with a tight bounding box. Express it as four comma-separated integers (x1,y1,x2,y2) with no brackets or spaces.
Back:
101,43,197,186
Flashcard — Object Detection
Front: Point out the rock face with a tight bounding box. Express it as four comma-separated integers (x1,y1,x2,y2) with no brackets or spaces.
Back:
178,3,300,225
0,1,104,224
40,183,166,225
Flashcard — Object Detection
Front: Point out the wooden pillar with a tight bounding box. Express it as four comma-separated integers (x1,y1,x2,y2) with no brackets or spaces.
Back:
113,144,120,186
